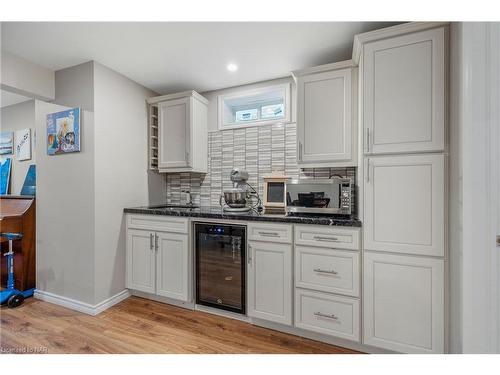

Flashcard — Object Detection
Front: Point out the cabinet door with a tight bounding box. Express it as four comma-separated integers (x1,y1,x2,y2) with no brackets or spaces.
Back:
364,154,445,257
156,232,190,301
158,97,191,169
297,68,353,164
247,241,292,325
363,27,445,154
126,229,156,294
363,252,444,353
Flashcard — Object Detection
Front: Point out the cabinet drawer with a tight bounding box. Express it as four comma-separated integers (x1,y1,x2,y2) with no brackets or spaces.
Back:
295,225,360,250
295,289,360,342
127,214,189,234
247,223,292,244
296,246,359,297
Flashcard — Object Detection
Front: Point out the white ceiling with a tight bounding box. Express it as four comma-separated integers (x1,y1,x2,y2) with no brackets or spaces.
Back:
1,89,32,108
1,22,399,94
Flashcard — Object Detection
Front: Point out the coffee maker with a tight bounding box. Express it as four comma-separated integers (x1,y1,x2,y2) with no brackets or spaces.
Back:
220,168,261,212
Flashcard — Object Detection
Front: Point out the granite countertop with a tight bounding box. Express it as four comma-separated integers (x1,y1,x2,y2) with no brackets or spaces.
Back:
124,205,362,227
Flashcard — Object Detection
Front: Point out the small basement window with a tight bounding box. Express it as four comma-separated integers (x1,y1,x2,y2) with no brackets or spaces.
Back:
218,83,291,130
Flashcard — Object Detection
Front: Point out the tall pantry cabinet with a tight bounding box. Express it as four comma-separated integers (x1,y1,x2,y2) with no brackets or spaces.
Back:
355,23,448,353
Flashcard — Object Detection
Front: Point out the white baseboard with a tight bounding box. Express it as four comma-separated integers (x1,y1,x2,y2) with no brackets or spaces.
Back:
34,289,130,316
93,290,130,315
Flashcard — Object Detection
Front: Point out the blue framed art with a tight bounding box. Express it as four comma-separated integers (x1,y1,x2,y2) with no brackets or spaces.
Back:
47,107,81,155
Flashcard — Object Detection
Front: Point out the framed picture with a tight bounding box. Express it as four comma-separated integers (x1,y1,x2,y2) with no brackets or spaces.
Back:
0,158,12,195
0,131,14,155
16,128,32,161
47,108,81,155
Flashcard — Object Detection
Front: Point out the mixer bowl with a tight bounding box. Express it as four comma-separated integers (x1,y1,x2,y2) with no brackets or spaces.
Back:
221,189,247,208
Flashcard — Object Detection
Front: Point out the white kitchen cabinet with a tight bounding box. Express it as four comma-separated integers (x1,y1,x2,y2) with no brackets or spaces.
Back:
295,246,360,297
126,215,190,302
158,97,190,169
126,229,156,294
293,61,357,167
364,154,445,257
295,288,360,342
363,252,444,353
362,27,446,154
156,232,190,301
148,90,208,173
247,240,293,326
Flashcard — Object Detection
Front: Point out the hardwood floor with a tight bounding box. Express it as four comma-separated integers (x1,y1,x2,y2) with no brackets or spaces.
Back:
0,296,360,354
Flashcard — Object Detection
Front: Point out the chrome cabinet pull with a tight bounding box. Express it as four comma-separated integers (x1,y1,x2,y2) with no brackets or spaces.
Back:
314,312,338,320
248,244,252,265
298,141,303,161
366,158,370,183
313,268,338,275
150,233,154,250
258,231,280,237
313,235,339,242
366,128,370,153
155,233,159,251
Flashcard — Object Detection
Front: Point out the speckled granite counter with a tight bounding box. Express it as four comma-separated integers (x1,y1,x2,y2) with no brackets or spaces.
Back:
124,205,361,227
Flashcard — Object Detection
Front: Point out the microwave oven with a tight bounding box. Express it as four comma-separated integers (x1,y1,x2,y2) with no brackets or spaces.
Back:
285,177,352,215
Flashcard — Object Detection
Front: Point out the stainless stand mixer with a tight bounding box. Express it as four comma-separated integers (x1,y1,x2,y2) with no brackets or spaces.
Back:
220,168,261,212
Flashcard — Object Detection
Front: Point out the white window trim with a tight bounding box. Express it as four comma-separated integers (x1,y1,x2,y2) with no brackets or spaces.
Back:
217,83,291,130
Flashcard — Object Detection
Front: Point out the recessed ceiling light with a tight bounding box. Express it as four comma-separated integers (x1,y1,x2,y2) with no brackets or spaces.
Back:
227,63,238,72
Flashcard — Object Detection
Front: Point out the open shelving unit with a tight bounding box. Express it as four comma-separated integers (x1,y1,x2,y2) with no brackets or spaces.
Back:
149,104,159,170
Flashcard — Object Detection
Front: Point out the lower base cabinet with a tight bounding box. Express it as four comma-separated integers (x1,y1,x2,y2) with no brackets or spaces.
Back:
363,252,444,353
156,232,189,301
247,240,293,325
126,219,190,302
126,229,156,294
295,288,360,342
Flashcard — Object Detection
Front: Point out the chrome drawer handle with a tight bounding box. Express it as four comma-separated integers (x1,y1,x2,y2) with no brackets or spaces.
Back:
313,236,339,242
258,231,280,237
150,233,154,250
248,244,252,265
313,268,338,275
314,312,338,320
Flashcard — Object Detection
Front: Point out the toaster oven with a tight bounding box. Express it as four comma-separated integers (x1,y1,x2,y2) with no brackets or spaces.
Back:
285,177,352,215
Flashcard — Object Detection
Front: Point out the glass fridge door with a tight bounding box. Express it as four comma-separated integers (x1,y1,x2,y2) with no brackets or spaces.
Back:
195,224,246,314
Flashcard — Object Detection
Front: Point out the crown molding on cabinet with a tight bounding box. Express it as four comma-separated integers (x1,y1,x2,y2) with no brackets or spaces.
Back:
291,59,357,79
147,90,209,105
352,22,450,64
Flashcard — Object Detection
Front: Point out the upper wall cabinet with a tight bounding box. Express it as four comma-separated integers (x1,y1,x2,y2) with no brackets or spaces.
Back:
293,61,358,167
147,91,208,173
361,26,446,155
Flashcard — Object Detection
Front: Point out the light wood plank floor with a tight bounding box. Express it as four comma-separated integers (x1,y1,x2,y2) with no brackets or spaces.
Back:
0,296,360,354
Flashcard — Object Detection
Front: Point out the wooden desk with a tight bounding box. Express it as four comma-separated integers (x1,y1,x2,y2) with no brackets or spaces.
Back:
0,196,36,291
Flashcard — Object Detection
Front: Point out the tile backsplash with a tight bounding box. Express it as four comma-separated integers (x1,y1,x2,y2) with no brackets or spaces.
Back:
166,123,356,210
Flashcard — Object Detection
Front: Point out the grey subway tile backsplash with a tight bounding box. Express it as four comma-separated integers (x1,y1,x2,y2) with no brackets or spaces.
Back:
165,123,356,213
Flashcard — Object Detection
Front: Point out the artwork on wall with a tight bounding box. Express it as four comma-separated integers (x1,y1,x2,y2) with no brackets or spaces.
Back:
16,128,32,161
0,158,12,195
20,164,36,196
47,107,81,155
0,131,14,155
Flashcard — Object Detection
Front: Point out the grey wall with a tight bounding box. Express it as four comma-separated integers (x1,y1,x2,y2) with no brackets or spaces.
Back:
35,100,96,304
93,62,158,304
0,50,55,101
36,60,159,306
449,22,463,354
55,61,94,111
0,100,36,194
